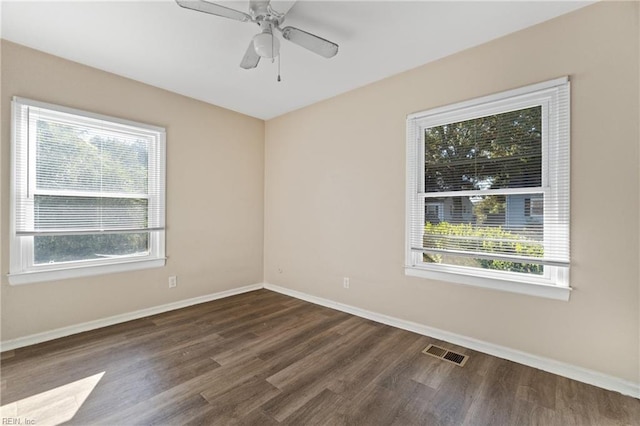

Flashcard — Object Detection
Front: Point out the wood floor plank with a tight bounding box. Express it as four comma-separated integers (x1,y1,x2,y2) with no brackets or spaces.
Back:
261,323,383,421
216,302,318,339
97,356,267,425
373,335,435,392
461,358,523,425
1,289,638,426
211,311,327,366
426,359,485,425
0,350,15,360
340,382,407,425
256,310,351,362
411,353,455,389
265,321,379,389
508,398,561,426
390,380,440,426
282,388,348,426
197,375,282,424
516,367,558,411
68,343,222,421
326,327,420,398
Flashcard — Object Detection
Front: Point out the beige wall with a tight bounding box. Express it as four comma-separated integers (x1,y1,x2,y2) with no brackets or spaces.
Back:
0,41,265,341
265,1,640,383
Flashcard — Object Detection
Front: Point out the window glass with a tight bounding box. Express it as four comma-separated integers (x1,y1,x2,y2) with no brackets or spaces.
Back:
424,106,542,193
34,233,149,264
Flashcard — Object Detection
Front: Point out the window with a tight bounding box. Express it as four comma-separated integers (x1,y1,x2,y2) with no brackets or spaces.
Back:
524,196,543,218
9,97,166,284
405,78,570,300
425,201,444,223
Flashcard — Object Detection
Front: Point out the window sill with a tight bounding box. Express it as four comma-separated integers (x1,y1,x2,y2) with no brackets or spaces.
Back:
8,257,166,285
405,266,571,301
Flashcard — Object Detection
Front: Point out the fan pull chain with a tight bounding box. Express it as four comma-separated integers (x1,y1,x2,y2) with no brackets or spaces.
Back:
268,23,281,82
277,53,281,82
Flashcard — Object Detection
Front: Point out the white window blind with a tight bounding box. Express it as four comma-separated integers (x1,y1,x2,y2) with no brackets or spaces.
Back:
405,78,570,297
10,97,166,284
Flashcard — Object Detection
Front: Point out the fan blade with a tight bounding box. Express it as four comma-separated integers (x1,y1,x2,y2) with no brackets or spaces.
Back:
280,26,338,58
240,40,260,69
175,0,251,22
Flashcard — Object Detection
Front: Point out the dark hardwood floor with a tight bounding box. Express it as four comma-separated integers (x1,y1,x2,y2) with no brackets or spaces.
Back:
1,289,638,425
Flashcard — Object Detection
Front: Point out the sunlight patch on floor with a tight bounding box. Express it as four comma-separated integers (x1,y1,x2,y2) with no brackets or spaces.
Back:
0,371,104,426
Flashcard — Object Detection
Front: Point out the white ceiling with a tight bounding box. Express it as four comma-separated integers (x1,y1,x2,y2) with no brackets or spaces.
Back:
1,0,591,120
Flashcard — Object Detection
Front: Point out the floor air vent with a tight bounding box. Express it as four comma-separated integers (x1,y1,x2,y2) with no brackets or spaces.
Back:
422,344,468,367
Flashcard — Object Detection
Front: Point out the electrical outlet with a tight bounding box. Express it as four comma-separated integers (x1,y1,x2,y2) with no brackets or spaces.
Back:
343,277,350,289
168,276,177,288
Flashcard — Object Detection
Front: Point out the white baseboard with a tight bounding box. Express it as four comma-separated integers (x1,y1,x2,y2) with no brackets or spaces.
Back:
264,283,640,399
0,283,264,352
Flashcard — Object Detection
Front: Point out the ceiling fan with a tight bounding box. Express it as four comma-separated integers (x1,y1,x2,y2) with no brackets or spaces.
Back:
175,0,339,70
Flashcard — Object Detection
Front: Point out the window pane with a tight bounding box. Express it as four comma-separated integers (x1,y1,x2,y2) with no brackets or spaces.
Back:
34,233,149,264
422,253,544,275
422,195,544,273
34,195,148,231
530,197,543,216
36,118,149,194
424,106,542,192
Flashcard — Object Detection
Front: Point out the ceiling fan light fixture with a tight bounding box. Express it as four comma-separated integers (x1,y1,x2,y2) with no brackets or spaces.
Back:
253,32,280,59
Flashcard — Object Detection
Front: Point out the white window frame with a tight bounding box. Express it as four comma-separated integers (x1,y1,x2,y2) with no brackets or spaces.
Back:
405,77,570,301
9,97,166,285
